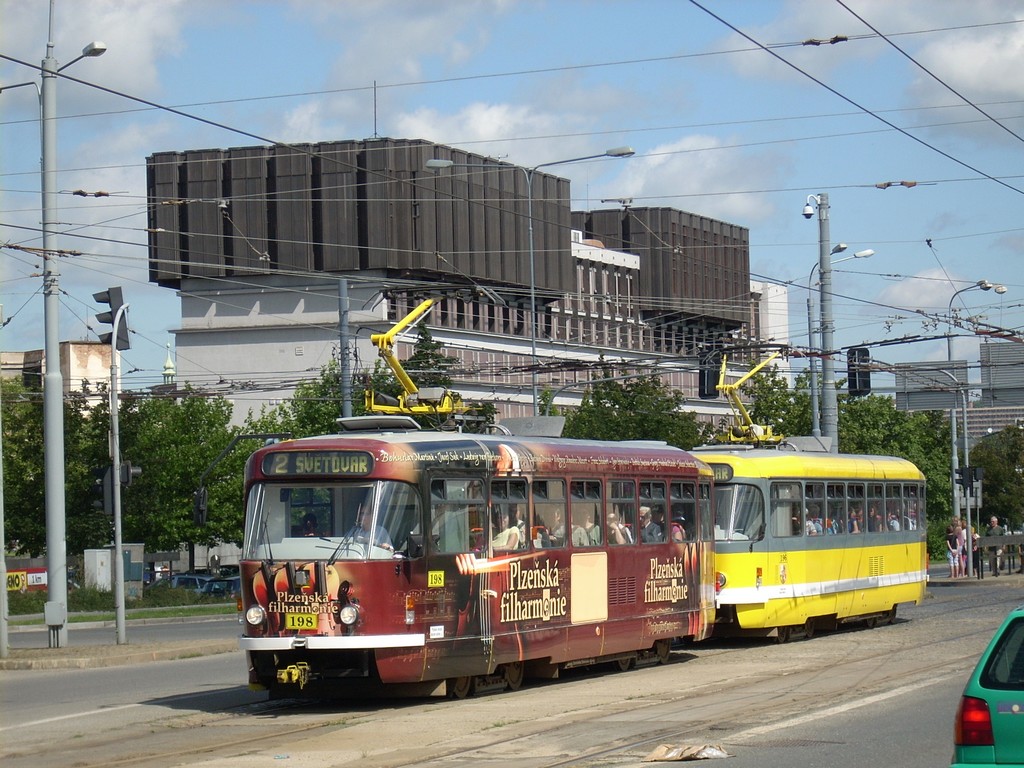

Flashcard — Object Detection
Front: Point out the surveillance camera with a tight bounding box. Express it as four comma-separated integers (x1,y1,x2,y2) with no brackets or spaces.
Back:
802,204,814,219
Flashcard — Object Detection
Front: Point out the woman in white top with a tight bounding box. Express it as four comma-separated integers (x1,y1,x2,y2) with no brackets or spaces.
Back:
491,509,520,551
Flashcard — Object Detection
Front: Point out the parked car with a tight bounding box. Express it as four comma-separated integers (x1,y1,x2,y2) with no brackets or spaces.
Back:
200,576,241,599
953,603,1024,767
146,573,214,594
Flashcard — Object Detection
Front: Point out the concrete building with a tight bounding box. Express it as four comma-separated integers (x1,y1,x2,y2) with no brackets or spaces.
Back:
146,138,784,426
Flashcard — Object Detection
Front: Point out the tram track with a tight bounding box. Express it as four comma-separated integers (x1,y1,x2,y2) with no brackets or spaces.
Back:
5,583,1018,768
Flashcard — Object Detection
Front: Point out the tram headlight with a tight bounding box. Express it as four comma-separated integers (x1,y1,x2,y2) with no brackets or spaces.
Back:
339,604,360,626
715,572,726,593
245,604,266,626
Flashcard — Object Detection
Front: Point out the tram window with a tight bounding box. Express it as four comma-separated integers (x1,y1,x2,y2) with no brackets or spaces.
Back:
533,479,566,548
713,484,763,541
670,481,697,541
826,483,846,535
287,487,334,537
805,482,824,536
867,483,885,533
699,482,712,540
491,479,528,551
904,485,922,530
608,480,637,545
640,481,668,540
884,484,903,531
848,483,865,534
570,481,603,547
771,482,802,538
429,478,487,554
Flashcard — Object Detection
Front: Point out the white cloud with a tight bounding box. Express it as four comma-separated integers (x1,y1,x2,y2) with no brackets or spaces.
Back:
612,135,792,225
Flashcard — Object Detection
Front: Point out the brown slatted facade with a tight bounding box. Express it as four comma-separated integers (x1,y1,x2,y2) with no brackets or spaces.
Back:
146,138,574,299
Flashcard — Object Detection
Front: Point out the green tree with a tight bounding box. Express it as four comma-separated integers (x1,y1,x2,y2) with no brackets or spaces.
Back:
117,390,241,550
562,371,710,448
970,424,1024,532
1,377,108,556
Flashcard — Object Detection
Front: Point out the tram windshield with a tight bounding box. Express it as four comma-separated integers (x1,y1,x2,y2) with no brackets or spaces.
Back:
242,480,421,561
713,483,765,542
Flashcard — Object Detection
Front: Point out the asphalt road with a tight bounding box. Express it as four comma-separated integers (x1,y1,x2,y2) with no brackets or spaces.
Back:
2,568,1020,768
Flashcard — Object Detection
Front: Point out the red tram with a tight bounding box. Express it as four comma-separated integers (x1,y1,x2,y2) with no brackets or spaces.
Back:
239,416,715,698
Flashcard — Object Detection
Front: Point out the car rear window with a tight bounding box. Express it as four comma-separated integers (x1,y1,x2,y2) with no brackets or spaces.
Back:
980,616,1024,690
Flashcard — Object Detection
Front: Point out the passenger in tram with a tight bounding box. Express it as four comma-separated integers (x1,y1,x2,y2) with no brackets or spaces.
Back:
571,507,590,547
867,505,885,532
670,510,686,542
640,506,664,543
548,508,567,546
491,507,521,552
847,506,863,534
804,504,823,536
301,512,320,536
887,512,901,531
607,509,633,544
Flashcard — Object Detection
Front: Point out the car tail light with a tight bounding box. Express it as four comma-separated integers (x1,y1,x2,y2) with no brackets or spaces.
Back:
955,695,994,746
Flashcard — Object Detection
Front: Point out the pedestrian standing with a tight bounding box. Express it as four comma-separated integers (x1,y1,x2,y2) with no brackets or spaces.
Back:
985,516,1005,577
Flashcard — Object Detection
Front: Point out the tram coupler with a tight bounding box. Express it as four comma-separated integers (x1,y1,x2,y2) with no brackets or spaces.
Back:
276,662,311,689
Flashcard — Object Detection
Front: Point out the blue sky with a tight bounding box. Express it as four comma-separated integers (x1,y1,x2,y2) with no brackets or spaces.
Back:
2,0,1022,395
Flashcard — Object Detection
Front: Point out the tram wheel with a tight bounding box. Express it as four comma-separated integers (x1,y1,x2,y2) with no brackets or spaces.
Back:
864,617,878,630
655,639,671,664
803,618,815,640
615,655,635,672
504,662,525,692
775,626,792,644
446,676,475,700
884,606,897,625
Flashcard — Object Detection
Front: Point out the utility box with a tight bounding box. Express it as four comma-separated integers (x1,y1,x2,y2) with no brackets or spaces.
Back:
84,548,113,591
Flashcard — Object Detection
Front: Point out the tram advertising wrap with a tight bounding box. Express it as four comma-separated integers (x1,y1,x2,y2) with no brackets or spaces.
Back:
238,419,714,698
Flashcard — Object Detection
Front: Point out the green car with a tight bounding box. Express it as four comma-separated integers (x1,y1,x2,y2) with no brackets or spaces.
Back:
953,605,1024,767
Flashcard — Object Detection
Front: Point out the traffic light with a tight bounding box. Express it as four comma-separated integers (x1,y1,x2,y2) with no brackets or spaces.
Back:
119,461,142,486
955,466,979,495
698,351,722,400
847,346,871,397
92,465,113,515
93,286,130,350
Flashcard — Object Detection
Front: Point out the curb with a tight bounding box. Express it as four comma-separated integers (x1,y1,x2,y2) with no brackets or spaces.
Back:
0,640,239,671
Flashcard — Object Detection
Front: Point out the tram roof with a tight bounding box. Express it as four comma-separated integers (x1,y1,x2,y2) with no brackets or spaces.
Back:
690,444,924,481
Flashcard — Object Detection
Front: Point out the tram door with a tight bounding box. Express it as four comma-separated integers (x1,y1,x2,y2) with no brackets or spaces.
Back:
767,482,804,627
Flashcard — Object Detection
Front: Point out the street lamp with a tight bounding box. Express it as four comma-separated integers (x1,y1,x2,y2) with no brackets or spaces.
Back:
426,146,635,414
17,18,107,648
946,279,1007,551
806,245,874,437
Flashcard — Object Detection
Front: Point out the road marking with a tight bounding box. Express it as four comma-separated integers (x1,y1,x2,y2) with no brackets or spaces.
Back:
728,672,959,743
0,703,141,732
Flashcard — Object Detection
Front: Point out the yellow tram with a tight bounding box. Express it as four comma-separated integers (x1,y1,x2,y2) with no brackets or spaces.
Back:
690,445,928,642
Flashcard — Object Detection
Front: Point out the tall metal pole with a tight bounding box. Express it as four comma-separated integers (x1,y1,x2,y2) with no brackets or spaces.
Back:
338,278,352,419
961,390,974,577
523,167,539,414
815,192,839,452
806,277,821,438
41,13,69,648
947,327,962,539
0,305,8,658
109,306,128,644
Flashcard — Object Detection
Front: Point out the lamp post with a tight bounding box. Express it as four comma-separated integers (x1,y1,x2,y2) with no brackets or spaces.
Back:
13,11,108,647
946,279,1007,549
806,246,874,437
426,146,634,414
802,193,844,451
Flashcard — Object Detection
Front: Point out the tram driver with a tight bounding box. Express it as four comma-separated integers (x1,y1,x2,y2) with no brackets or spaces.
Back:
345,501,393,551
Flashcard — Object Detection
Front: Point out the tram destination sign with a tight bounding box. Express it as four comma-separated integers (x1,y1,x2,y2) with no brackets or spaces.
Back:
263,450,374,477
